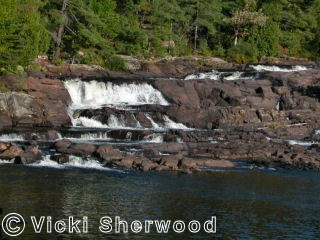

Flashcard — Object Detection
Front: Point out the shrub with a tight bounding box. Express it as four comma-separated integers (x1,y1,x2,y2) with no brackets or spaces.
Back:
226,42,259,64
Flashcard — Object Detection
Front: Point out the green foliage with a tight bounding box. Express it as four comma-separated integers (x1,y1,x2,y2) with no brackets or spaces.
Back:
248,21,281,58
0,0,319,72
105,55,128,71
226,42,259,64
0,0,49,72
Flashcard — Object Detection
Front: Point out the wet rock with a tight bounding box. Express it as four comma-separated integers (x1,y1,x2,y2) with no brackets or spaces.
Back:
0,144,24,160
54,139,72,150
15,151,42,164
51,154,70,164
22,77,71,127
155,165,170,171
64,143,96,156
180,157,198,170
141,143,188,154
202,159,237,168
95,145,123,161
6,92,43,126
141,159,158,172
115,154,135,168
0,142,9,152
46,130,61,140
161,155,183,170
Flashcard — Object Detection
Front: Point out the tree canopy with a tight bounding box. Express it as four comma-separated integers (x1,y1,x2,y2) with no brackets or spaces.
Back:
0,0,319,71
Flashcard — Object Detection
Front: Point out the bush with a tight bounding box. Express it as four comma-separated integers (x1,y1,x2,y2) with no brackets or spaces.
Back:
0,0,50,73
226,42,259,64
105,55,128,71
198,39,212,56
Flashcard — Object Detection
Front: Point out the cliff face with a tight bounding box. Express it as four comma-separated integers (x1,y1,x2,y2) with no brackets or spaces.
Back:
0,60,319,132
0,60,320,172
0,75,72,128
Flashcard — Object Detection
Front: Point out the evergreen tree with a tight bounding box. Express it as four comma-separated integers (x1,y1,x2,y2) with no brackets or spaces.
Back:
224,0,268,46
41,0,119,65
0,0,49,71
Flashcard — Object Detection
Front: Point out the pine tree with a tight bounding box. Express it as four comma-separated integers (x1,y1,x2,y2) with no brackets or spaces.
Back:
41,0,119,64
224,0,268,46
0,0,49,71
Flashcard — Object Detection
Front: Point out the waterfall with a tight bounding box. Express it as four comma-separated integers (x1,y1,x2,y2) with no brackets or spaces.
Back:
64,79,169,109
185,70,221,80
0,133,25,141
250,65,308,72
64,78,190,130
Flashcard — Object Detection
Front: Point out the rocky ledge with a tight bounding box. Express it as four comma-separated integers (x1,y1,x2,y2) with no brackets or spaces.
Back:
0,57,319,173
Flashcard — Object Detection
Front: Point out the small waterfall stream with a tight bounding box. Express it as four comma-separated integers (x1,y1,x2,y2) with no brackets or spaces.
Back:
64,79,189,130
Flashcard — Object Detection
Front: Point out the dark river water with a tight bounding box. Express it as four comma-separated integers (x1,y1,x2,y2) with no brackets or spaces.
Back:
0,165,320,239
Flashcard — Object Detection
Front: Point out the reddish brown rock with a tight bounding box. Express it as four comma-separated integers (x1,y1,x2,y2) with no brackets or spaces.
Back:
0,144,24,160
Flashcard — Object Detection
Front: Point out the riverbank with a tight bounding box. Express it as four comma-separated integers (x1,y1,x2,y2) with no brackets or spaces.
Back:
0,57,319,173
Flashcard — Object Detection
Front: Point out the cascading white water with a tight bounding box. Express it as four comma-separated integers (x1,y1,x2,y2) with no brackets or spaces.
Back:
184,65,309,81
288,140,318,147
223,72,254,81
66,132,110,141
0,159,14,164
185,71,255,81
142,133,164,143
64,78,192,130
250,65,308,72
145,114,190,130
185,71,221,80
145,114,162,129
163,116,189,129
34,155,123,172
75,117,109,128
64,79,169,109
0,133,25,141
106,114,141,129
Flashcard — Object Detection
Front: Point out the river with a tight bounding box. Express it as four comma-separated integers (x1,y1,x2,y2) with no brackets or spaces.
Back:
0,164,319,239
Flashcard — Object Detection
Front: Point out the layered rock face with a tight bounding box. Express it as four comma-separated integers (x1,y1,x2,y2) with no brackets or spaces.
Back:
0,75,72,128
152,70,320,130
0,60,320,173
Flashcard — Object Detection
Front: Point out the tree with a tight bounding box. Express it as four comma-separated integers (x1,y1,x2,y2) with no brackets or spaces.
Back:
41,0,119,63
224,0,268,46
0,0,49,71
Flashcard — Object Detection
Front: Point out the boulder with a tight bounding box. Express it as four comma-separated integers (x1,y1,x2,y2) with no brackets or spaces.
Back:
95,145,123,161
15,151,42,164
115,154,135,168
0,142,9,152
161,155,183,170
0,144,24,160
180,157,198,170
51,154,70,164
141,159,158,172
202,159,237,168
54,139,72,151
64,143,96,156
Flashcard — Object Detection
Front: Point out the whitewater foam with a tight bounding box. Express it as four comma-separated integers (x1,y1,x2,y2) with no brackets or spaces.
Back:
223,72,254,81
0,159,14,164
33,155,123,172
142,133,164,143
163,116,189,129
0,133,25,141
75,117,109,128
64,79,169,109
145,114,162,129
185,71,221,80
250,65,308,72
288,140,318,147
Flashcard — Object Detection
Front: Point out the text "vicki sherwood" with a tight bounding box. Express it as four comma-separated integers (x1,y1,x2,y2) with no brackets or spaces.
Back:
1,213,216,236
